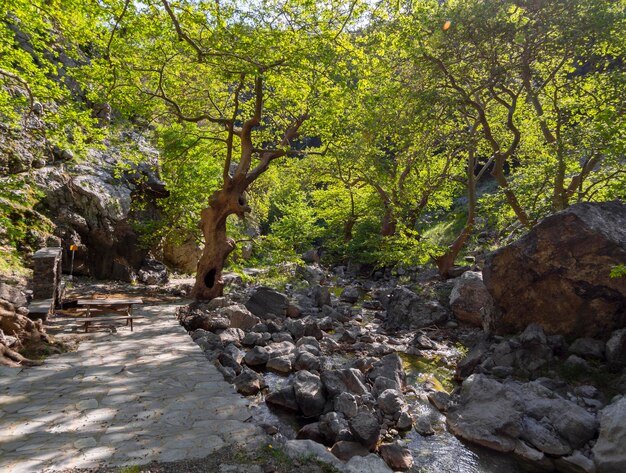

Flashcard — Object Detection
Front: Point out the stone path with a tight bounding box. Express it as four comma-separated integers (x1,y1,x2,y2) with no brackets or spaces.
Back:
0,302,263,472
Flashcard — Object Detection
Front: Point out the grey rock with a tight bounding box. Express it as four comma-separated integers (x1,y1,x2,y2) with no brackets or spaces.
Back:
266,355,294,374
593,396,626,473
340,287,360,304
319,411,352,444
384,287,448,330
245,286,289,317
569,338,605,360
344,453,393,473
294,351,321,372
350,411,380,450
244,346,270,367
283,440,343,471
266,385,299,412
221,304,260,330
335,392,358,418
606,329,626,368
233,368,265,396
330,440,370,461
377,389,406,416
322,369,370,398
313,285,331,308
368,353,405,389
293,370,326,417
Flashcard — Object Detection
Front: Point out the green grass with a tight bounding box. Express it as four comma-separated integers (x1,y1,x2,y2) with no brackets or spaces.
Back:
422,210,467,247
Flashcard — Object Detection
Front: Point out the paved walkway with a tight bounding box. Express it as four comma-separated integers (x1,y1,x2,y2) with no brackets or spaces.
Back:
0,302,262,472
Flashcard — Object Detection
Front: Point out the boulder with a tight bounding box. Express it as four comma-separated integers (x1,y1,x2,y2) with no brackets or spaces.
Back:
569,338,605,360
368,353,405,389
340,287,360,304
447,374,598,456
321,369,370,398
293,370,326,417
266,385,299,412
220,304,260,330
294,351,321,372
350,411,380,450
319,411,353,443
330,441,370,461
593,396,626,473
232,368,265,396
0,283,27,308
379,442,414,471
344,454,394,473
483,201,626,337
245,286,289,317
606,329,626,368
266,355,294,374
449,271,494,329
384,287,448,331
377,389,406,416
283,440,343,471
335,392,358,418
313,286,331,308
297,422,326,443
137,258,169,285
218,328,244,345
244,346,269,367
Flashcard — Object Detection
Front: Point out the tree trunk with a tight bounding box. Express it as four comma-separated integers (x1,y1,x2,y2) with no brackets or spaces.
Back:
492,155,533,228
191,186,247,300
343,216,356,242
436,154,477,278
381,207,396,237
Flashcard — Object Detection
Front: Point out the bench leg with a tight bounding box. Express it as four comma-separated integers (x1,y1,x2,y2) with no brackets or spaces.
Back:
85,321,90,333
130,318,133,331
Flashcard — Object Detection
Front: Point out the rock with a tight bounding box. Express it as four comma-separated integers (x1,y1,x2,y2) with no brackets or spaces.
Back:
222,304,260,330
244,346,270,367
242,332,265,347
564,355,592,373
218,352,242,375
384,287,448,330
0,283,27,307
344,453,394,473
294,351,320,372
233,368,265,396
330,441,370,461
340,287,360,304
266,341,297,358
593,396,626,473
266,386,299,412
428,391,451,413
297,422,326,443
163,237,202,274
372,377,400,398
519,323,548,347
207,297,232,310
368,353,405,389
283,440,344,471
350,411,380,450
296,336,321,350
377,389,406,416
245,286,289,317
335,392,358,418
449,271,494,329
447,374,598,455
286,304,301,319
483,201,626,337
313,286,331,308
379,442,413,471
298,264,325,285
218,327,244,345
606,329,626,368
302,249,320,263
569,338,605,360
293,370,326,417
396,411,414,431
284,319,306,339
137,258,169,285
322,369,370,398
266,355,294,374
555,451,596,473
319,412,352,443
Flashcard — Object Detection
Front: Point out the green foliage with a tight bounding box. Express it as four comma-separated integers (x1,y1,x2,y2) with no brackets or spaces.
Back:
610,265,626,279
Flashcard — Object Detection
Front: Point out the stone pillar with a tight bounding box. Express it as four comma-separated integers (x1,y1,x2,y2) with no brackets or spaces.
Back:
32,247,63,306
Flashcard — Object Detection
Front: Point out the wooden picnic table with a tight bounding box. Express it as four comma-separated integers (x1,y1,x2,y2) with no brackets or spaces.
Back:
75,297,143,332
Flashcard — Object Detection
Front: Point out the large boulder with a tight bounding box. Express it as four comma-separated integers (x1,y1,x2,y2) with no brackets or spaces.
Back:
449,271,494,329
593,396,626,473
447,374,598,458
245,286,289,317
384,287,448,331
293,370,326,417
483,201,626,337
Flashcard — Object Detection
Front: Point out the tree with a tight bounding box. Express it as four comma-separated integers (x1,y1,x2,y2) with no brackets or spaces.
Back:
102,0,362,299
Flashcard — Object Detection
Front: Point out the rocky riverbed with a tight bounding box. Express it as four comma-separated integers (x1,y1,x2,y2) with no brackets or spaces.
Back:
174,262,626,473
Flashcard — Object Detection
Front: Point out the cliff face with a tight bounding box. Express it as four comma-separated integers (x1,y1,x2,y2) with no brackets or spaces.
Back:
1,124,168,281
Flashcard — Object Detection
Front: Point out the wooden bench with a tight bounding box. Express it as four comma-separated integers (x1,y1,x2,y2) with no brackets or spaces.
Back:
81,315,144,332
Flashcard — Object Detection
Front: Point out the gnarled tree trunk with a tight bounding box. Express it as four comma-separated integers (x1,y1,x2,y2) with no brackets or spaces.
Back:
191,185,248,300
